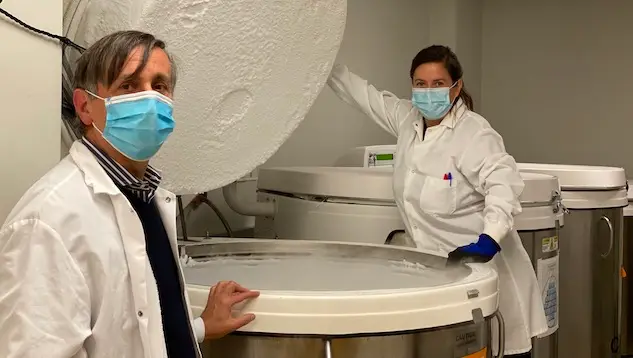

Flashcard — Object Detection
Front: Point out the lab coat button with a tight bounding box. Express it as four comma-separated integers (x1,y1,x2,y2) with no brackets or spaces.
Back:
165,197,172,203
137,310,143,317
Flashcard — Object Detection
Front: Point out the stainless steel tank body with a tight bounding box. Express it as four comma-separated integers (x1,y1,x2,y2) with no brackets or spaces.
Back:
516,188,565,358
620,196,632,357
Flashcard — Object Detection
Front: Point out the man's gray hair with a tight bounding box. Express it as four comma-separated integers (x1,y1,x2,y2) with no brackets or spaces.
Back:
68,30,177,134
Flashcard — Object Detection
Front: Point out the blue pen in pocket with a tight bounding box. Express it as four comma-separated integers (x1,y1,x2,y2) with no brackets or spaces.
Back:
448,172,452,187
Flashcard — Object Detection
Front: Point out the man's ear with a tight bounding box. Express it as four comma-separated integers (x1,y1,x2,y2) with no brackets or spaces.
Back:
73,89,93,126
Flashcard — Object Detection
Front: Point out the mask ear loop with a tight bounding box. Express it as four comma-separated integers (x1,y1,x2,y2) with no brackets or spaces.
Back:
448,79,463,127
85,90,106,101
82,91,117,155
83,89,107,133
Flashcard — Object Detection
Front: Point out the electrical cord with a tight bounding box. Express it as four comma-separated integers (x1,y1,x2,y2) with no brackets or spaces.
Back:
196,193,234,238
0,0,85,52
179,193,235,238
2,1,235,238
0,0,85,139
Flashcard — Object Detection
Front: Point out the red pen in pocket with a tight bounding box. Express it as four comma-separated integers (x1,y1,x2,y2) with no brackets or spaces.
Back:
444,172,453,186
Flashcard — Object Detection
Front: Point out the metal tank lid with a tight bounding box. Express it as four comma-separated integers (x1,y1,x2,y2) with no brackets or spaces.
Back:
517,163,628,209
257,166,395,202
182,239,499,335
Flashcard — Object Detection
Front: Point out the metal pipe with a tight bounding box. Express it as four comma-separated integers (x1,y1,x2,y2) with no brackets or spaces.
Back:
222,181,275,217
324,339,332,358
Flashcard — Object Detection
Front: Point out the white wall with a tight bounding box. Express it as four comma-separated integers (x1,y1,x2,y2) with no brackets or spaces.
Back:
481,0,633,171
184,0,485,237
0,1,62,222
426,0,483,109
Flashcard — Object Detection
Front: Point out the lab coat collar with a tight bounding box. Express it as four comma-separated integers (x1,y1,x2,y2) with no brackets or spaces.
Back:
437,99,467,129
69,141,177,203
70,140,122,197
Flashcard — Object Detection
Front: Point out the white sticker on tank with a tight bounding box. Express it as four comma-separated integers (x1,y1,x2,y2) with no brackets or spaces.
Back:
537,255,559,338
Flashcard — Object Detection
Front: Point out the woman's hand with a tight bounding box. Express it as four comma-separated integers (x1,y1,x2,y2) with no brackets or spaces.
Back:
448,234,501,264
200,280,260,340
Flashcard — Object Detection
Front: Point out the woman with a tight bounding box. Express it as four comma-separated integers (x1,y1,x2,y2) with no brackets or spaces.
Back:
327,45,547,357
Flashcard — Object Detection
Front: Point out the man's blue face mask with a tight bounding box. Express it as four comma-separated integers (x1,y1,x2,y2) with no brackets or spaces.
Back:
411,80,460,120
86,90,175,161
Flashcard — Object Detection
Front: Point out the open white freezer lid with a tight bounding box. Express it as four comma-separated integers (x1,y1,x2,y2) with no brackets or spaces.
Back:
63,0,347,195
184,240,498,335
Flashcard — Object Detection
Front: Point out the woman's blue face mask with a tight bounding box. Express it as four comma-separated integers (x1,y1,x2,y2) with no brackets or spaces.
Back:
411,80,460,120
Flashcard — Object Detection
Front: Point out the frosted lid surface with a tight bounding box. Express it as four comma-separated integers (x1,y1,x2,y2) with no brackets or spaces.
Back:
183,255,470,292
65,0,347,194
182,240,499,334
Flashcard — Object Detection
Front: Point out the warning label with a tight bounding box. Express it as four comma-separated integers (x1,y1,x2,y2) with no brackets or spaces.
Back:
463,348,487,358
541,236,559,253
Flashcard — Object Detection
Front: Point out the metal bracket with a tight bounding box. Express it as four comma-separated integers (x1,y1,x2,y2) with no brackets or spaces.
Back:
471,308,484,324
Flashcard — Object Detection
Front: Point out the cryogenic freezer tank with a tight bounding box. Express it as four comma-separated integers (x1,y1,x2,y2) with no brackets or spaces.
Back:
252,166,565,357
621,180,633,356
514,172,565,358
517,163,627,358
182,239,505,358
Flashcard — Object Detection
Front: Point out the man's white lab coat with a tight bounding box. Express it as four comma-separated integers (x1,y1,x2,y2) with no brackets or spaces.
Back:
0,141,203,358
328,64,548,355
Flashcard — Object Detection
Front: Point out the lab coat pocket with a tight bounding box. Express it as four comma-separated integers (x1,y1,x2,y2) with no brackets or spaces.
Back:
418,174,457,215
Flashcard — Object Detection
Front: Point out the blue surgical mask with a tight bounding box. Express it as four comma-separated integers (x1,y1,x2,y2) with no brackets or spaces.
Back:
87,90,175,161
411,81,460,120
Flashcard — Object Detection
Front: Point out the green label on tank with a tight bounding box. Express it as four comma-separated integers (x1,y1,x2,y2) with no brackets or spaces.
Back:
542,236,559,253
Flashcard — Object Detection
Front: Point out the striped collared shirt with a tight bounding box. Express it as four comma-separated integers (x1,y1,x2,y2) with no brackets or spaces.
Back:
81,138,162,202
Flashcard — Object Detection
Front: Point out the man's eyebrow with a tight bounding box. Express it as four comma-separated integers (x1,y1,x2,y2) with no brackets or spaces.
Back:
153,73,171,83
113,72,139,86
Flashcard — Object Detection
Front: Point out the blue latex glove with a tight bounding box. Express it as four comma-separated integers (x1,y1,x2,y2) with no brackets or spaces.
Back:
448,234,501,264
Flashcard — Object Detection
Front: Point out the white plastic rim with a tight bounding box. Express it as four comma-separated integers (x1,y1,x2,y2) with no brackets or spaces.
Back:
515,172,562,230
626,180,633,216
185,254,499,335
519,172,559,204
257,166,395,202
517,163,626,190
518,163,628,209
515,206,564,231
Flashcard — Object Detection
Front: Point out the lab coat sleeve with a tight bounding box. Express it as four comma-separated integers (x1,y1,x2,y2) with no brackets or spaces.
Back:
193,317,205,343
0,219,91,358
457,129,525,243
327,64,409,137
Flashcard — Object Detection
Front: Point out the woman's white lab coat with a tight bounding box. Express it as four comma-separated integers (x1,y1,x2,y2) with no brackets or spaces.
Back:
0,142,202,358
328,64,548,355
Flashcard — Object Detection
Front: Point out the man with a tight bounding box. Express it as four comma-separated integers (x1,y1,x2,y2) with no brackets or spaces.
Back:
0,30,259,357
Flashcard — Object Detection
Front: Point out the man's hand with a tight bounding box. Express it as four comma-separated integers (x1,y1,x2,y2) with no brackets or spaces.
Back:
200,280,260,340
